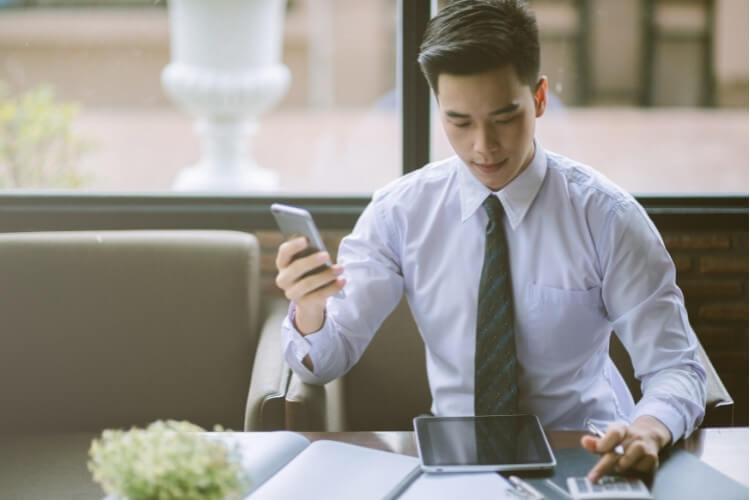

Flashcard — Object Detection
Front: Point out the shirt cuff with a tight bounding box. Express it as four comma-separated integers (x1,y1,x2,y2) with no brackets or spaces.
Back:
631,398,685,444
282,302,334,377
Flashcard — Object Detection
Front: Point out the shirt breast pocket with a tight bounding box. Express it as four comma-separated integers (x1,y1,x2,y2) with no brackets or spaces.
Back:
519,283,608,362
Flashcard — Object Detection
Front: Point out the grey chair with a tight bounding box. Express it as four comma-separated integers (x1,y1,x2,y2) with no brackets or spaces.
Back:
0,230,289,433
285,299,430,431
284,299,734,431
609,334,734,427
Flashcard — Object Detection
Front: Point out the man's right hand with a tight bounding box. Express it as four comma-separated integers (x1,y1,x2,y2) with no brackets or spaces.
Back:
275,236,346,336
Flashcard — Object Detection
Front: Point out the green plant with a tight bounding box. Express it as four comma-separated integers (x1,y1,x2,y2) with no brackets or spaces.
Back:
88,420,251,500
0,82,92,188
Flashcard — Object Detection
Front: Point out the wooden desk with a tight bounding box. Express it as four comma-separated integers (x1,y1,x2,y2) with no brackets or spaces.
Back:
0,428,746,499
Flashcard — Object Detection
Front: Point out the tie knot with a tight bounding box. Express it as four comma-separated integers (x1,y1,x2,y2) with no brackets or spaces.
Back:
482,195,504,221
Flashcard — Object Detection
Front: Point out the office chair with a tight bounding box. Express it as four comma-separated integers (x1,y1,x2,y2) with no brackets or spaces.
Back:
609,334,734,427
0,230,289,433
284,299,734,431
285,299,430,431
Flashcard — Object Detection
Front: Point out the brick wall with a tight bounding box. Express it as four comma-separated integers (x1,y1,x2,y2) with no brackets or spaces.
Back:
664,230,749,426
257,228,749,426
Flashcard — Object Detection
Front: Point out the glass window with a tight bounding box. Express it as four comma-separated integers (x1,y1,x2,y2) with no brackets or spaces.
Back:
0,0,400,194
430,0,749,194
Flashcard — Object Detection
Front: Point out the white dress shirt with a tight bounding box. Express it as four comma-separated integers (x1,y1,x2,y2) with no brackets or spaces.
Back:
282,143,707,440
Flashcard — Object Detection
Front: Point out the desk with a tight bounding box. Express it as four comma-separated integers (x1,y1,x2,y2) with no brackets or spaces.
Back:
301,428,749,489
0,428,746,499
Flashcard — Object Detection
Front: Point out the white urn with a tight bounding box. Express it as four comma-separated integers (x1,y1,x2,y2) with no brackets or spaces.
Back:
161,0,290,191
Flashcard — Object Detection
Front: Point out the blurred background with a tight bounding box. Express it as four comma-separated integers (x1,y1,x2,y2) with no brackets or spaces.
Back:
0,0,747,194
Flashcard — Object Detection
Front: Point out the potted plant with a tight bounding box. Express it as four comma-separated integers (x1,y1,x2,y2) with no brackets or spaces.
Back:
88,420,251,500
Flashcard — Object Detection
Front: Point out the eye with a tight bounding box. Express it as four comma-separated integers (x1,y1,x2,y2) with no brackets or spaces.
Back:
452,122,470,128
494,116,515,125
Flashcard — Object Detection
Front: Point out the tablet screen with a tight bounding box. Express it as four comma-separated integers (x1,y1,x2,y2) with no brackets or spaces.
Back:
413,415,556,472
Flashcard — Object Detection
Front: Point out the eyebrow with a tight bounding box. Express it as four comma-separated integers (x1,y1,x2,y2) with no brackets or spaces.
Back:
444,102,520,119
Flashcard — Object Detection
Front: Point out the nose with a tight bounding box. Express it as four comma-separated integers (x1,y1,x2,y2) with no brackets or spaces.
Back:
473,124,498,157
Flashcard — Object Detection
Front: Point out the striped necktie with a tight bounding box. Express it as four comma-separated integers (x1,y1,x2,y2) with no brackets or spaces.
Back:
475,195,519,415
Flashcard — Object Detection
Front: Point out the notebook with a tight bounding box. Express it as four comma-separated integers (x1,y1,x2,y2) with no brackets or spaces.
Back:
209,431,420,499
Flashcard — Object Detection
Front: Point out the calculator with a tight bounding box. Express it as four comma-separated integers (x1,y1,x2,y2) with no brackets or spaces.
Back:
566,476,653,500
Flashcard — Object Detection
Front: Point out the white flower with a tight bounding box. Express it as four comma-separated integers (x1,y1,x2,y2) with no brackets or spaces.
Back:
88,420,251,500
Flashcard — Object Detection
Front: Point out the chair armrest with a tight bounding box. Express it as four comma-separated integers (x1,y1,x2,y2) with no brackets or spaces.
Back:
244,298,292,431
696,342,734,427
285,373,346,431
285,374,326,431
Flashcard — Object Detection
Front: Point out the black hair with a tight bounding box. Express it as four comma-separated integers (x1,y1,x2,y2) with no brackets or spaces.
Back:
418,0,540,93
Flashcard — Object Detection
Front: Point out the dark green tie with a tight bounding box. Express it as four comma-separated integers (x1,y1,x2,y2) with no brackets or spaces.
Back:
475,195,518,416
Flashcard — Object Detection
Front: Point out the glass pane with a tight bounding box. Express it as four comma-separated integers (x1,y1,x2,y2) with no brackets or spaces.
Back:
0,0,400,194
430,0,748,194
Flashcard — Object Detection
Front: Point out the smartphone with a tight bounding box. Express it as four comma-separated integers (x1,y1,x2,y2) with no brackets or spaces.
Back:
270,203,344,296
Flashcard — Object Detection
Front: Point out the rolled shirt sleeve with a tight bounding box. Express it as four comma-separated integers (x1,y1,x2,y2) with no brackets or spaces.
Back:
281,303,341,384
600,199,707,441
281,196,405,385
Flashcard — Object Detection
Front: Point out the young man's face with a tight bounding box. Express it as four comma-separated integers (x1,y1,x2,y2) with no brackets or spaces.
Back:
436,66,547,191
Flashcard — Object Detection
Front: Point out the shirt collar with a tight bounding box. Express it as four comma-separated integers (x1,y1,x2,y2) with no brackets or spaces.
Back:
457,141,547,229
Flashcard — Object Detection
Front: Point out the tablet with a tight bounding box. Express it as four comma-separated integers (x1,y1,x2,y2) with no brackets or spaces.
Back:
413,414,556,473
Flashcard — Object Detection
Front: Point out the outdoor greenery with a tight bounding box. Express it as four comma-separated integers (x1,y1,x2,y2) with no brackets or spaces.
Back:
88,420,251,500
0,82,91,188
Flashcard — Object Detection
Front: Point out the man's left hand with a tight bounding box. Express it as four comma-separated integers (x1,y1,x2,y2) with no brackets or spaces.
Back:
581,415,672,483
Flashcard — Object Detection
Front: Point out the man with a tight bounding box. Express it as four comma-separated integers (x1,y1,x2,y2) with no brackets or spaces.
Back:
274,0,706,482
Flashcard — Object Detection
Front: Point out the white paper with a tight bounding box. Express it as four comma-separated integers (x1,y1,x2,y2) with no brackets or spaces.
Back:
399,471,519,500
248,440,419,500
207,431,311,491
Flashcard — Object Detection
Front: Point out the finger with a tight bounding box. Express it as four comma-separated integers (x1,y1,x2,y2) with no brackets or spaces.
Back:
580,435,599,453
276,251,331,290
285,265,341,301
276,237,309,269
287,251,331,280
616,440,649,472
587,452,620,483
285,267,344,302
620,450,658,475
281,264,335,300
290,277,346,304
596,423,627,454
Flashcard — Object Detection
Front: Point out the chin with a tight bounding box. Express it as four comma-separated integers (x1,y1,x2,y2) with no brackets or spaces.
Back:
478,172,509,191
479,178,504,192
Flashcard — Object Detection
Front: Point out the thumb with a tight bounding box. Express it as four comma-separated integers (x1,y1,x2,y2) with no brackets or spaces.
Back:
580,435,599,452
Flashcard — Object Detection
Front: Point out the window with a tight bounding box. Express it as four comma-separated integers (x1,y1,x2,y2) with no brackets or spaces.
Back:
429,0,748,194
0,0,400,194
0,0,747,195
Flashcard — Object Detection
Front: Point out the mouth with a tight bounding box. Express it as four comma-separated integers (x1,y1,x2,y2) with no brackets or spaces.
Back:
473,159,508,174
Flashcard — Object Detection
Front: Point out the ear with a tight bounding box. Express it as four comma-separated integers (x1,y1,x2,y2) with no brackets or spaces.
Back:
533,76,548,118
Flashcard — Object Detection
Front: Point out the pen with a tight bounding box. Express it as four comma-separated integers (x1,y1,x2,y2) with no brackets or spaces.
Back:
586,420,625,455
508,475,546,500
382,464,422,500
544,479,573,499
